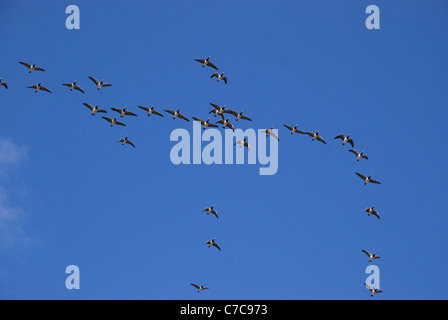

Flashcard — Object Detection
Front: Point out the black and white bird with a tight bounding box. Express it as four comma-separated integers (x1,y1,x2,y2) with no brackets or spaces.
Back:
362,250,380,262
206,238,221,251
190,283,209,293
356,172,381,185
263,126,279,141
364,283,383,297
118,136,135,148
164,108,190,122
305,131,326,144
349,149,368,161
194,56,218,70
211,72,227,84
202,205,218,219
235,137,250,151
284,124,305,134
27,82,52,93
111,107,137,118
138,105,164,117
19,61,45,73
62,81,84,93
0,78,7,90
334,133,354,147
365,205,380,219
208,103,228,119
216,117,235,131
192,117,219,130
88,76,112,90
227,110,252,121
83,103,107,116
102,116,126,127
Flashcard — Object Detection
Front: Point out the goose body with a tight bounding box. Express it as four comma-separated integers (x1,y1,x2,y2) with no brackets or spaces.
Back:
138,105,164,117
88,76,112,90
356,172,381,185
193,117,219,130
211,72,227,84
164,108,190,122
102,116,126,127
27,82,52,93
83,103,107,115
216,117,235,131
0,78,8,90
191,283,209,293
62,81,84,93
334,134,354,148
118,136,135,148
19,61,45,73
365,205,380,219
306,131,326,144
208,103,228,119
263,126,279,141
202,205,218,219
206,238,221,251
349,149,368,161
364,283,383,297
235,137,250,151
194,56,218,70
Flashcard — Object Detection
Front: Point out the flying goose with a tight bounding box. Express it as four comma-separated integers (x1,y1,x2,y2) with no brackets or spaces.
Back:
164,108,190,122
83,103,107,115
262,126,279,141
364,283,383,297
216,117,235,131
138,105,164,117
194,56,218,70
356,172,381,185
349,149,368,161
211,72,227,84
365,205,380,219
192,117,219,130
305,131,326,144
235,137,250,151
0,78,7,90
190,283,209,293
334,134,354,148
362,250,380,262
227,110,252,121
88,76,112,90
208,103,227,119
284,124,305,134
203,205,218,219
27,82,52,93
206,238,221,251
118,136,135,148
111,107,137,118
19,61,45,73
102,116,126,127
62,81,84,93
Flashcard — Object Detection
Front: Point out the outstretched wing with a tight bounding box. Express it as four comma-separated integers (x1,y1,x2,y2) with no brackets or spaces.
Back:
317,136,326,144
178,113,190,122
190,283,200,290
207,61,218,70
83,103,94,111
88,76,100,85
164,109,175,115
124,111,137,117
362,250,372,257
349,149,360,156
40,86,52,93
74,85,85,93
369,178,381,184
102,117,113,123
356,172,367,180
334,135,345,140
19,61,31,69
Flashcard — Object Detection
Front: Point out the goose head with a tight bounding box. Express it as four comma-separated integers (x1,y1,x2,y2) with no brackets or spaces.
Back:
206,56,211,61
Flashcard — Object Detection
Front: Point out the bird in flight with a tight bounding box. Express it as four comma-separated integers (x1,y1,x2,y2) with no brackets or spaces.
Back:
194,56,218,70
227,110,252,121
62,81,85,93
164,108,190,122
211,72,227,84
262,126,279,141
206,238,221,251
364,283,383,297
356,172,381,185
19,61,45,73
88,76,112,90
305,131,326,144
192,117,219,130
217,117,235,132
190,283,209,293
102,116,126,127
334,133,354,148
83,103,107,116
209,103,228,120
365,205,380,219
27,82,52,93
0,78,7,90
284,124,305,134
362,250,380,262
111,107,137,118
202,205,218,219
349,149,368,162
138,105,164,118
118,136,135,148
235,137,250,151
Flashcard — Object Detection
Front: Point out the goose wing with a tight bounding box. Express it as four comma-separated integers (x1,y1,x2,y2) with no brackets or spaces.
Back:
210,103,221,110
347,139,354,148
362,250,372,257
238,114,252,121
34,66,45,72
111,107,123,114
211,210,218,218
138,106,150,112
83,103,94,111
222,76,227,84
152,109,163,117
361,154,368,160
124,110,137,117
364,283,374,292
102,117,113,123
270,131,279,141
101,82,112,87
195,58,206,64
164,109,176,115
207,61,218,70
223,109,238,116
369,178,381,184
74,85,85,93
349,149,360,156
306,132,315,137
27,84,38,89
213,242,221,251
126,140,136,148
40,86,52,93
62,83,72,88
190,283,200,290
334,135,345,140
177,113,190,122
115,120,126,126
192,117,205,125
211,73,219,79
356,172,367,180
284,125,294,131
316,135,326,144
207,123,219,128
1,82,8,89
88,76,100,85
19,61,31,69
97,108,107,113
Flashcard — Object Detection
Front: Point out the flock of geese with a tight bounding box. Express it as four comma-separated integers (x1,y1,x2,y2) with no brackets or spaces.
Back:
1,56,384,298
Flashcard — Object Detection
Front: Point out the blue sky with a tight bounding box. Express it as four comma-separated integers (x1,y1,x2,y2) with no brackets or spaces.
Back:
0,0,447,300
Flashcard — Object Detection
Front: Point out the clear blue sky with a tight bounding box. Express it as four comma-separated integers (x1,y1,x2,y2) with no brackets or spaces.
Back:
0,0,447,300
